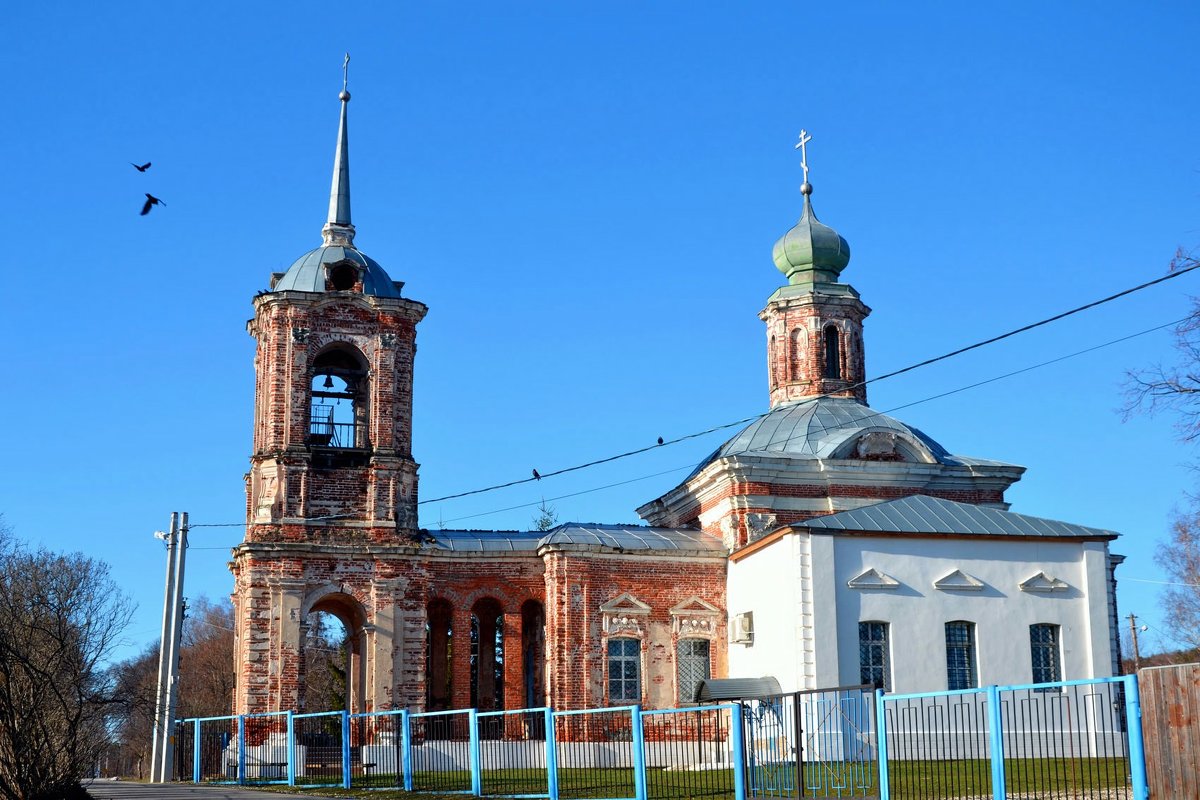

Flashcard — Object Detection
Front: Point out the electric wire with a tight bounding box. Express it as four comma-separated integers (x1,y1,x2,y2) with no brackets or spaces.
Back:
419,266,1199,506
182,316,1185,534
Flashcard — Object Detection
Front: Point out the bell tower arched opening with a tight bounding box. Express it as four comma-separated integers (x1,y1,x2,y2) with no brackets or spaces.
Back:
304,591,368,714
310,346,370,451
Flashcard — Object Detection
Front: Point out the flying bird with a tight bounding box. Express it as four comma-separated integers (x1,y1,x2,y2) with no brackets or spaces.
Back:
130,161,152,172
140,193,165,215
532,469,541,480
657,437,664,445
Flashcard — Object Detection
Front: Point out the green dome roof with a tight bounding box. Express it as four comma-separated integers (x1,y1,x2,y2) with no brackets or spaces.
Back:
771,188,850,285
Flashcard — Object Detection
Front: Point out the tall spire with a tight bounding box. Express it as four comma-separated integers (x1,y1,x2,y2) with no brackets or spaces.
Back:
322,53,355,247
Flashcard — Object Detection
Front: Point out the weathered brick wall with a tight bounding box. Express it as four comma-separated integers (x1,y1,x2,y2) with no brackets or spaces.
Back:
541,550,727,711
760,290,870,407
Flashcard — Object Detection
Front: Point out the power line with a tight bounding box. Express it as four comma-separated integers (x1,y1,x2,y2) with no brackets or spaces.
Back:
421,317,1186,525
419,267,1198,506
185,313,1187,533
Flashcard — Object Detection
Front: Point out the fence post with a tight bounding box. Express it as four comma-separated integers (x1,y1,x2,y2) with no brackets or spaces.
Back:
341,710,352,790
544,707,559,800
401,709,413,792
631,705,647,800
286,711,295,787
469,709,483,796
986,685,1006,800
730,703,747,800
192,719,201,783
875,691,889,800
1123,674,1149,799
237,715,247,786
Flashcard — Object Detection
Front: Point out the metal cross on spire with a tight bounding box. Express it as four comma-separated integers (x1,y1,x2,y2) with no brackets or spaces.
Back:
795,129,813,188
342,53,350,94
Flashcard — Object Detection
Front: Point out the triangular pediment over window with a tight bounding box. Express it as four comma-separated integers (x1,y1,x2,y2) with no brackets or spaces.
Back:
669,597,720,616
1019,571,1069,593
600,592,651,615
933,569,984,591
847,568,900,590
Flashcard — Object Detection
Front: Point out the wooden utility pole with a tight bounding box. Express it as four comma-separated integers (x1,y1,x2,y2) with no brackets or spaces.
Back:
1128,612,1142,671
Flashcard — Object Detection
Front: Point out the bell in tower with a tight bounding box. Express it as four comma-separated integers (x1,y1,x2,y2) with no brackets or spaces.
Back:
232,65,429,716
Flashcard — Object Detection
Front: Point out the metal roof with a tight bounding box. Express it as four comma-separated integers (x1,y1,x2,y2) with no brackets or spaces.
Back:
795,494,1118,539
273,245,403,298
688,396,1016,479
695,677,783,702
422,523,725,554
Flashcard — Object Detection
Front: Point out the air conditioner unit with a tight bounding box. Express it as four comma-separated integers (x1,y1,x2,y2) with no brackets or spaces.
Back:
731,612,754,645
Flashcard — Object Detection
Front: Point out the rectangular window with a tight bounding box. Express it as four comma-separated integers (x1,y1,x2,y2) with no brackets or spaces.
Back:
1030,624,1062,687
858,621,891,691
608,638,641,703
677,639,711,704
945,621,978,691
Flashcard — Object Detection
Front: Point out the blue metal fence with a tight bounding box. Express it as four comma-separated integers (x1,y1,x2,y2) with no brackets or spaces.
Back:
171,676,1148,800
174,703,745,800
876,674,1148,800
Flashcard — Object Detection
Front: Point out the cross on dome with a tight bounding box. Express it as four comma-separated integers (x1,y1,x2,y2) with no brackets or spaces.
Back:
795,129,813,194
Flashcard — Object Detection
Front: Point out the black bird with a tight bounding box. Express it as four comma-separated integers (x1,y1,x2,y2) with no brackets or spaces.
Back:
532,469,541,480
140,193,165,215
130,161,151,172
657,437,664,445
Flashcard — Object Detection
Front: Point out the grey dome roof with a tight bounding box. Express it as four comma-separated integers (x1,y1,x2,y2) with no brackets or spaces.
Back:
690,397,1012,478
273,245,403,298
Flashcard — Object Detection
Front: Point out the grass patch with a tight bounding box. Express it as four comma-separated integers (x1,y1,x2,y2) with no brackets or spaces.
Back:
225,757,1132,800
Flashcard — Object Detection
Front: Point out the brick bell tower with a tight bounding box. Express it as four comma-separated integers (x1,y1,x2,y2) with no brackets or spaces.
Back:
231,79,428,714
760,131,870,409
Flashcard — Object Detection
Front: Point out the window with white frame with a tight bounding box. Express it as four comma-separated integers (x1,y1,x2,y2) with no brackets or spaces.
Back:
1030,623,1062,687
858,621,891,690
945,621,978,690
677,638,711,704
607,638,641,703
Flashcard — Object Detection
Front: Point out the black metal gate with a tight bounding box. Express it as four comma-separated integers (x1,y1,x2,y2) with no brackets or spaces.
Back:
742,683,877,798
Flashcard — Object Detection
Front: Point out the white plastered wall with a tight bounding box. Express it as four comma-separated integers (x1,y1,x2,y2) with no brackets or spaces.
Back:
727,532,1117,694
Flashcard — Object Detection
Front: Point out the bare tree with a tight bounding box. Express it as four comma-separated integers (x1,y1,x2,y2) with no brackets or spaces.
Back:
1124,252,1200,650
0,517,134,800
106,595,237,778
1155,510,1200,649
1123,253,1200,438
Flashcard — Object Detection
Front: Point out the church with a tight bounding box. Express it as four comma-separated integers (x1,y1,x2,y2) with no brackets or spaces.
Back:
229,86,1124,716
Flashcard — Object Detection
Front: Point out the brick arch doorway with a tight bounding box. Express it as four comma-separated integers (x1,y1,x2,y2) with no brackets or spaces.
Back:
304,588,369,714
522,600,545,708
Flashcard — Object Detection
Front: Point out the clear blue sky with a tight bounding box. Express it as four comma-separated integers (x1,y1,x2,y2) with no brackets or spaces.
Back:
1,2,1198,663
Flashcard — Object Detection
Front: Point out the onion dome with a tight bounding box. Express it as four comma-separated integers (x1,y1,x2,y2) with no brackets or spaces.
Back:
771,183,851,285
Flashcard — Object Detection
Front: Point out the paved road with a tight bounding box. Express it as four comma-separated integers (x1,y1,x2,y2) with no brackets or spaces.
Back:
85,779,345,800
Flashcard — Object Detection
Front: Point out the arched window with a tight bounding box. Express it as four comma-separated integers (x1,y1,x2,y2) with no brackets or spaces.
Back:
676,639,710,704
945,621,977,690
521,600,545,709
858,621,891,690
470,598,505,712
425,599,453,712
823,325,842,379
310,347,369,449
789,328,805,380
768,335,777,388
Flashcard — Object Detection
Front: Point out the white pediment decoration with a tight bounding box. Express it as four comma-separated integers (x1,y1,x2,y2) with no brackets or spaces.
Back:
847,568,900,590
600,592,651,615
669,596,720,637
1019,571,1069,593
669,597,720,616
601,592,650,636
934,569,984,592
